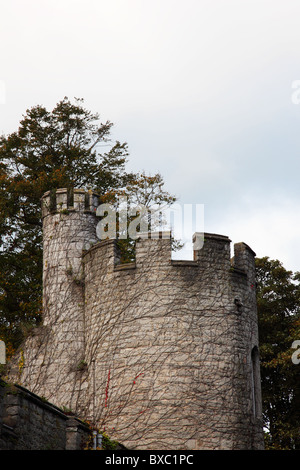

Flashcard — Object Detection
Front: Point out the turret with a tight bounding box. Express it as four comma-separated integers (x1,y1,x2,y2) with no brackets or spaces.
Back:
42,187,99,319
40,188,99,409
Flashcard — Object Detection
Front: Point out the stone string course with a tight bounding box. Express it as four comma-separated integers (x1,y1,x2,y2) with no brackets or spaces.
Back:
7,188,264,450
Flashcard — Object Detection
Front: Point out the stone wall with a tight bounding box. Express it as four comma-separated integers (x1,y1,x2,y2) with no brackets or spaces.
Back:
82,232,264,450
0,379,90,450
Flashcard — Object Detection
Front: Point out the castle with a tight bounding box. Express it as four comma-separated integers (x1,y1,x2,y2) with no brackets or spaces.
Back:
7,188,264,450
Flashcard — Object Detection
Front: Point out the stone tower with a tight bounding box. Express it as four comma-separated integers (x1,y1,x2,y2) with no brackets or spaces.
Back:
7,188,264,450
7,189,99,412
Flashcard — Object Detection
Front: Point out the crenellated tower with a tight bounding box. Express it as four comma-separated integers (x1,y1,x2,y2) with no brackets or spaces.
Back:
8,189,99,411
7,188,264,450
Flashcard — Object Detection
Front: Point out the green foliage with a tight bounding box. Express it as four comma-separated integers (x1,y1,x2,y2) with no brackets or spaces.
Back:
0,97,176,354
83,427,119,450
256,257,300,450
100,431,119,450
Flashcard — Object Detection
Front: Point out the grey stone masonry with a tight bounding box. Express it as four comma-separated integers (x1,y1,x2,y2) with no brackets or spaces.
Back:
0,379,90,450
7,189,99,411
6,188,264,450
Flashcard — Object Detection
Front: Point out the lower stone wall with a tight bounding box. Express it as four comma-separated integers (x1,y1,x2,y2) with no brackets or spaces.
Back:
0,379,91,450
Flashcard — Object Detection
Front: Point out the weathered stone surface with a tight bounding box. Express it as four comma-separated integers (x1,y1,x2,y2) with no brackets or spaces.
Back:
0,379,90,450
6,188,264,450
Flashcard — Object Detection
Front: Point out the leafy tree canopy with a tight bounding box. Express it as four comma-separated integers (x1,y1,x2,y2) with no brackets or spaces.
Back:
256,256,300,449
0,97,176,354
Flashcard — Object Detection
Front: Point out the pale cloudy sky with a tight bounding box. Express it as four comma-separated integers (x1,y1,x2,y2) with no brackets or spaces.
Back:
1,0,300,271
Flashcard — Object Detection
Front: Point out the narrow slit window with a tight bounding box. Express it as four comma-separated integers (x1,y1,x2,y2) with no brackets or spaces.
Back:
251,346,260,418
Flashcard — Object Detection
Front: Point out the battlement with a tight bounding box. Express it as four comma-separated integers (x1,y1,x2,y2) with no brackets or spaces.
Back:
83,230,254,270
40,189,256,281
41,188,99,218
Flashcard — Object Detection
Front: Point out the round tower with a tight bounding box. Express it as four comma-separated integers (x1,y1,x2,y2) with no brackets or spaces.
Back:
40,188,99,410
8,188,99,412
41,188,99,325
6,189,264,449
82,231,264,449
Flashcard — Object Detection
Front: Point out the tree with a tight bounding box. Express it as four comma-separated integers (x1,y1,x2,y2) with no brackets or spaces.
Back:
0,97,176,355
105,172,179,263
255,257,300,449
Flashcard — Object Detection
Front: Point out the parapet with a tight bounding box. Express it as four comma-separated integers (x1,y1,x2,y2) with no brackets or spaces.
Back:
41,188,99,218
82,230,256,284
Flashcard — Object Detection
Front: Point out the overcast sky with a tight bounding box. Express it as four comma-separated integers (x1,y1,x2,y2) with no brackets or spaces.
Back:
1,0,300,271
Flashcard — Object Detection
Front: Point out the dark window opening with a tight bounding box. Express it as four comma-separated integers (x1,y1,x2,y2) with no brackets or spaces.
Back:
251,346,260,418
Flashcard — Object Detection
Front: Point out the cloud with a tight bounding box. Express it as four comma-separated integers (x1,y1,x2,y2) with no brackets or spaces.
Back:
171,194,300,275
208,195,300,273
0,0,300,273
